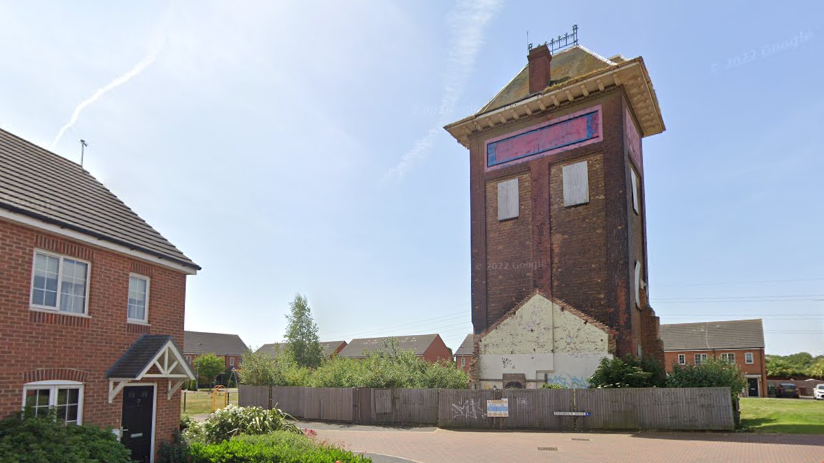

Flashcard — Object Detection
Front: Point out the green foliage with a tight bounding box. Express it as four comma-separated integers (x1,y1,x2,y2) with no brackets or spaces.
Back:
188,431,372,463
588,355,666,388
809,359,824,380
541,382,566,389
189,405,300,444
241,338,470,389
284,294,323,369
0,412,132,463
767,352,824,379
195,353,226,387
667,359,747,393
158,429,191,463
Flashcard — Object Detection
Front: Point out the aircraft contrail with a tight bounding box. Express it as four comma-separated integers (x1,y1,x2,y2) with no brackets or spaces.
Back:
50,46,162,150
383,0,503,183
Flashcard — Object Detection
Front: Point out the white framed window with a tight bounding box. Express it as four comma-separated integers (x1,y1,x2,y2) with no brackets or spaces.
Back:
229,357,235,366
22,381,84,425
127,274,150,323
678,354,686,365
30,250,90,315
461,357,466,367
634,261,642,309
720,353,736,364
694,353,708,365
186,356,192,364
630,167,640,214
562,161,589,206
745,352,754,364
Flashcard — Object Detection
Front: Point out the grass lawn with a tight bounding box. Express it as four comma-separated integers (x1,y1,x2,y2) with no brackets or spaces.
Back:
740,397,824,434
181,389,239,417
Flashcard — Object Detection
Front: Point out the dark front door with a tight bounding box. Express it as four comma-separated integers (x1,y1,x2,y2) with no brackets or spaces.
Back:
121,386,155,463
747,378,759,397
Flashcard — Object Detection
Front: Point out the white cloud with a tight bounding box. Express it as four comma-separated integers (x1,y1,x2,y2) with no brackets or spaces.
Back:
383,0,503,183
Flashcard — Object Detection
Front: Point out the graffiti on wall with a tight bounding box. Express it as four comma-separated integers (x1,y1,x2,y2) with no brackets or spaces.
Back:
545,373,589,389
451,398,486,419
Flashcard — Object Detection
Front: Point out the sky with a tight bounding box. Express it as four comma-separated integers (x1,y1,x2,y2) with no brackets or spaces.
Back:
0,1,822,357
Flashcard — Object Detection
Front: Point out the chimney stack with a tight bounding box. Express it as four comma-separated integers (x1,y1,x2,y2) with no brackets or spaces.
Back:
528,44,552,94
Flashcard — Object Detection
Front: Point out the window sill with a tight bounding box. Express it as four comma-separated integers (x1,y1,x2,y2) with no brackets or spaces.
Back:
29,307,91,318
127,320,151,326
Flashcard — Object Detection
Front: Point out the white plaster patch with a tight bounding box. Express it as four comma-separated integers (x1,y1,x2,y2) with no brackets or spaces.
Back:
477,294,612,388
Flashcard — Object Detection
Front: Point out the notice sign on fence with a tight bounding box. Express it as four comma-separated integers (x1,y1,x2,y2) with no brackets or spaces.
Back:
554,411,591,416
487,399,508,417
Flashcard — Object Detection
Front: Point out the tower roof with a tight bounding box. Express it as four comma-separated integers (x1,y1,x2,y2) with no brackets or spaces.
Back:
444,45,665,148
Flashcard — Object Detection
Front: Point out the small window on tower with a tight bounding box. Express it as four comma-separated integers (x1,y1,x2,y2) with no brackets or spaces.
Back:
562,161,589,207
497,178,519,221
630,167,640,214
634,261,642,309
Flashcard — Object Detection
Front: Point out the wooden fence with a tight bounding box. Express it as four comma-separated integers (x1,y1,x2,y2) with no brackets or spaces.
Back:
239,385,734,431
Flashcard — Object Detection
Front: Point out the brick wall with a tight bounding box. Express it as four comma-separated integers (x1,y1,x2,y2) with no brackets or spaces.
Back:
467,89,662,360
455,355,472,373
421,336,453,363
0,218,189,458
484,173,533,328
664,348,767,396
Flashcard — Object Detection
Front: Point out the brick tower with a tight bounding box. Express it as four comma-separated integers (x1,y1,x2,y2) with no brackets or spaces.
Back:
445,43,666,362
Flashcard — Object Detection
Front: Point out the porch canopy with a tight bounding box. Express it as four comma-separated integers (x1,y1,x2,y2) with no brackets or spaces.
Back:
106,334,195,403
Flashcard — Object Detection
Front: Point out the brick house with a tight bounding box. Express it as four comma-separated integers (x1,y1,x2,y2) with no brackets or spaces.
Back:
257,341,347,359
443,41,666,387
660,319,767,397
0,128,199,462
338,334,452,363
454,334,474,373
183,330,249,378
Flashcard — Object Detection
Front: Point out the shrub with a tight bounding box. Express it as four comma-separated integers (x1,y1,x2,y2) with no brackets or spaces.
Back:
0,412,132,463
588,355,666,388
541,383,566,389
188,431,371,463
667,359,747,393
158,429,191,463
198,405,300,444
241,339,470,389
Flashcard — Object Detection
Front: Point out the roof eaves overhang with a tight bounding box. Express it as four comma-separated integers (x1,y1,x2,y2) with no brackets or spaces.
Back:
0,204,200,274
444,58,666,149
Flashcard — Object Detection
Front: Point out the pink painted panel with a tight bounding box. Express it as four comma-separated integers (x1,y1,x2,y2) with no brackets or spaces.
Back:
624,107,642,172
485,106,602,171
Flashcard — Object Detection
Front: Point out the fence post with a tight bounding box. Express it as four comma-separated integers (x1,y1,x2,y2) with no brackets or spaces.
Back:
268,386,273,410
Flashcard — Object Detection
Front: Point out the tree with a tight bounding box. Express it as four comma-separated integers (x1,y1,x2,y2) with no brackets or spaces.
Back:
809,358,824,380
194,353,225,387
284,294,323,369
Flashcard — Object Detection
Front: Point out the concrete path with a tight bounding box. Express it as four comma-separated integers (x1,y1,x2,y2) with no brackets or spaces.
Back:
304,422,824,463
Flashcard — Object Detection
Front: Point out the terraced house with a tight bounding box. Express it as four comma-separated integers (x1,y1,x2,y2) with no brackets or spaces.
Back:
0,128,199,462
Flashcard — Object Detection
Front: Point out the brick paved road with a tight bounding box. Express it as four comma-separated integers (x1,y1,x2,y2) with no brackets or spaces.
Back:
307,423,824,463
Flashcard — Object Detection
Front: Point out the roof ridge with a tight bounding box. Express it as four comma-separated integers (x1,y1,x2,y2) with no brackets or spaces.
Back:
662,318,763,327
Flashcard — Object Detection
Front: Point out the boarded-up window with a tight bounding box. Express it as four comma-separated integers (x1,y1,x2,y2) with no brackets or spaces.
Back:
498,178,519,220
562,161,589,206
630,167,640,214
634,261,642,309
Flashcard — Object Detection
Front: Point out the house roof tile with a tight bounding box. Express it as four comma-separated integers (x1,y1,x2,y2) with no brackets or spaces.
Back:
660,319,765,351
0,128,199,270
338,334,441,358
455,334,475,356
184,331,248,356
